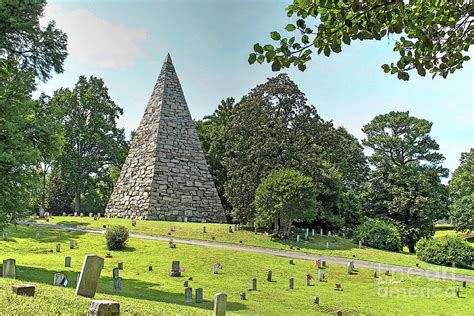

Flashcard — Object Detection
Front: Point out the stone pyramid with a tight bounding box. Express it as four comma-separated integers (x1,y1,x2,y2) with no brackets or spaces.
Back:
105,54,225,222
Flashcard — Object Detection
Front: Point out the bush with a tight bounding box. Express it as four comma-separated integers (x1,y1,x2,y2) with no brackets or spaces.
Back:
416,236,473,268
105,225,129,250
352,219,402,251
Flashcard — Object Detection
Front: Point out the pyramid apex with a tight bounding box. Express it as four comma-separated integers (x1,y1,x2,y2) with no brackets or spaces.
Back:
164,53,172,64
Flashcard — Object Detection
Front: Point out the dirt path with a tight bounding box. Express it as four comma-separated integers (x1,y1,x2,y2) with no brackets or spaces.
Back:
21,221,474,283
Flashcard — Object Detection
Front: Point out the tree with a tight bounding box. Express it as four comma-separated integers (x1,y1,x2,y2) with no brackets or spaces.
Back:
50,76,128,213
195,97,235,221
255,168,317,238
249,0,473,80
362,111,448,253
448,149,474,232
0,0,68,81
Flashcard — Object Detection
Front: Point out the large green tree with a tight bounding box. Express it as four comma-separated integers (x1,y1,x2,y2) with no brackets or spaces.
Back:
223,74,367,228
448,149,474,232
50,76,128,213
195,97,235,221
255,168,318,238
363,111,448,253
249,0,473,80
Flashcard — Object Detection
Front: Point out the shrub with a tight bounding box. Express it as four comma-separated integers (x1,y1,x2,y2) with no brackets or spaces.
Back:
416,236,473,268
105,225,129,250
352,219,402,251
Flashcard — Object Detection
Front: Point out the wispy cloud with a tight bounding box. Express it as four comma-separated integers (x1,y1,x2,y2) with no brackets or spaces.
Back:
42,3,148,69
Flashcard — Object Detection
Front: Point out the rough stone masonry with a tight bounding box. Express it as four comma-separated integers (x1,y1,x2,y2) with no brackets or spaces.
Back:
105,54,225,222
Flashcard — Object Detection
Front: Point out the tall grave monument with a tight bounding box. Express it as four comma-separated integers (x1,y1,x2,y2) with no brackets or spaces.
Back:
105,54,225,222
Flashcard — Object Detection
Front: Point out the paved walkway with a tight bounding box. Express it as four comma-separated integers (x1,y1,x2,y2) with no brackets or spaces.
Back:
21,221,474,283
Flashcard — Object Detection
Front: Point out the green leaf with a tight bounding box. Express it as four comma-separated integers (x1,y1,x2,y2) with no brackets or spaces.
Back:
342,33,351,45
257,55,265,64
271,61,281,71
285,24,296,31
323,46,331,57
298,63,306,71
264,44,274,51
253,43,264,54
381,64,390,73
248,53,257,64
271,31,281,41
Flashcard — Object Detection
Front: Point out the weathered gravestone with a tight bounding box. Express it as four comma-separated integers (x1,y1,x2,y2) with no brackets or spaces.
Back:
185,287,193,303
2,232,7,241
296,234,300,243
320,228,323,236
75,254,104,298
213,292,227,316
88,300,120,316
326,242,329,250
170,261,181,277
328,231,331,236
266,270,272,282
113,277,122,293
56,244,61,252
305,228,309,240
359,240,362,249
313,296,319,305
183,280,189,287
289,259,294,265
336,310,343,316
335,283,343,291
289,277,294,289
3,258,16,278
117,262,123,270
312,228,315,236
252,277,257,291
318,270,324,282
12,284,35,296
148,264,153,272
347,261,354,274
89,212,94,217
306,274,312,286
240,292,246,300
113,268,119,279
203,226,206,233
195,288,203,303
53,273,64,286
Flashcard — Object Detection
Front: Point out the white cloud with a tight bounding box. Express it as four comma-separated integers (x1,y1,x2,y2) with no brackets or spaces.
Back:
42,3,148,69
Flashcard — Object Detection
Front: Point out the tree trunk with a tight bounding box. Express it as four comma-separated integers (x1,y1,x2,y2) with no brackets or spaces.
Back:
407,242,416,253
274,214,279,235
41,167,47,211
75,190,81,213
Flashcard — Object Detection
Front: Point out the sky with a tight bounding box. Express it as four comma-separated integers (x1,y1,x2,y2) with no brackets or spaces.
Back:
38,0,473,177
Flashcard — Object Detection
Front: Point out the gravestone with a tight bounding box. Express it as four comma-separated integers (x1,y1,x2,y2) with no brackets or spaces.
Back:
80,213,84,217
195,288,203,303
322,261,326,267
266,270,272,282
328,231,331,236
213,292,227,316
35,231,40,239
289,259,294,265
53,273,63,286
89,212,93,217
118,262,123,270
88,300,120,316
74,212,78,216
183,280,189,287
203,226,206,233
312,228,315,236
359,240,362,249
113,277,122,293
455,287,460,298
113,268,120,279
170,261,181,277
240,292,246,300
228,226,233,233
306,274,313,286
462,281,466,288
336,310,343,316
296,234,300,243
132,220,137,227
252,277,257,291
75,254,104,298
385,270,390,276
65,256,72,267
320,228,323,236
326,242,329,250
318,270,324,282
70,240,78,249
2,232,7,241
313,296,319,305
148,264,153,272
234,224,237,232
185,287,193,303
3,258,16,278
347,261,354,274
63,212,67,216
12,284,35,296
289,277,294,289
56,244,61,252
335,283,343,291
237,223,241,231
374,271,378,278
305,228,309,240
316,258,321,269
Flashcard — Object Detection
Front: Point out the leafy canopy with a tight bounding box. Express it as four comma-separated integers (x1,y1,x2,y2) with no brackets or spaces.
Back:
249,0,473,80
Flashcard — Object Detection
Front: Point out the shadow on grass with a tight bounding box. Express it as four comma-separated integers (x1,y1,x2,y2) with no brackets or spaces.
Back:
8,265,248,312
55,221,91,227
5,225,86,244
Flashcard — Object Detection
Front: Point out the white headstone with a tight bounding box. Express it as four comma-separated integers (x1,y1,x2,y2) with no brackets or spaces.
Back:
75,254,104,298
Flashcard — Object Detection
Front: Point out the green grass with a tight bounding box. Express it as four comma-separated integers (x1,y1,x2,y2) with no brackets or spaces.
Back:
1,225,472,314
31,216,474,277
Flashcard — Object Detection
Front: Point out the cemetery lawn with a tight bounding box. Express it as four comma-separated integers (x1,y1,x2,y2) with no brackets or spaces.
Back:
31,217,474,277
1,225,472,315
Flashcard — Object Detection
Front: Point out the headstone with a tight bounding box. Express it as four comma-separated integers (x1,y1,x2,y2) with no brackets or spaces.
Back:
113,277,122,293
234,224,237,232
312,228,315,236
228,226,233,233
65,256,72,267
53,273,63,286
118,262,123,270
70,240,78,249
170,261,181,277
462,281,466,288
336,310,343,316
326,241,329,250
237,223,241,231
289,259,294,265
132,220,137,227
183,280,189,287
320,228,323,236
305,228,309,240
296,234,300,243
2,232,7,241
74,212,78,216
240,292,246,300
316,258,321,269
89,212,93,217
56,243,61,252
322,261,326,267
148,264,153,272
335,283,343,291
374,271,378,278
87,300,120,316
313,296,319,305
11,284,35,296
385,270,390,276
113,268,120,279
328,231,331,236
185,287,193,303
63,212,67,216
203,226,206,233
306,274,312,286
3,258,16,278
254,225,257,234
358,240,362,249
195,288,203,303
35,232,40,239
213,292,227,316
347,261,354,274
266,270,272,282
252,277,257,291
80,213,84,217
289,277,294,289
455,287,460,298
318,270,324,282
75,254,104,298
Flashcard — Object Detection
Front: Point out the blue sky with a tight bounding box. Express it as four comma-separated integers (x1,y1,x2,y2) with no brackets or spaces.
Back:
39,0,473,177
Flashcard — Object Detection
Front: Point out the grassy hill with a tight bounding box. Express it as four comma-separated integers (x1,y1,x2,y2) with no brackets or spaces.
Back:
30,216,474,277
1,224,472,314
